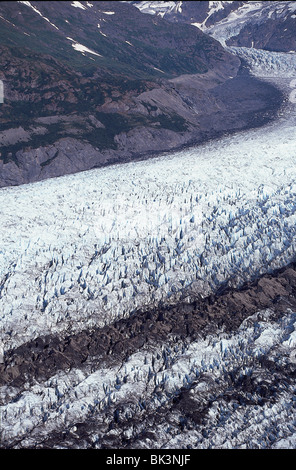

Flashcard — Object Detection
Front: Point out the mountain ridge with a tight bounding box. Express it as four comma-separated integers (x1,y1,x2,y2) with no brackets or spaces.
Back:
0,1,285,187
128,1,296,52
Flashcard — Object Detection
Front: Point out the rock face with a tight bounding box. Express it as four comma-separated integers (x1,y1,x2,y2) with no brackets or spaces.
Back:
131,1,296,52
129,0,246,28
224,3,296,52
0,1,283,187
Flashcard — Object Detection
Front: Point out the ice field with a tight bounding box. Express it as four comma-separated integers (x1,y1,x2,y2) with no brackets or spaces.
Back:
1,61,296,352
1,47,296,448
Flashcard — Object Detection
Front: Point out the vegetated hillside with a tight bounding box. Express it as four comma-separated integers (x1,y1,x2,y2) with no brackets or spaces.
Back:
0,1,226,78
0,1,282,187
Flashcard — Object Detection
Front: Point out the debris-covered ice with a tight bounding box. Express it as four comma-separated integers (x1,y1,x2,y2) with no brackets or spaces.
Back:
1,306,296,448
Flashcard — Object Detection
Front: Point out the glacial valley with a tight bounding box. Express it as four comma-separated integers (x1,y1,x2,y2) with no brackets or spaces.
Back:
1,45,296,449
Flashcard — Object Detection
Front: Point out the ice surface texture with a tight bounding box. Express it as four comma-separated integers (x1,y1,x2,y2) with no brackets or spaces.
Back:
0,70,296,352
1,48,296,449
1,306,296,448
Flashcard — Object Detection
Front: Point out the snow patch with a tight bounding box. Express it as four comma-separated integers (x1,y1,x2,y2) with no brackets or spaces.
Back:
71,1,86,10
66,37,102,57
18,1,59,30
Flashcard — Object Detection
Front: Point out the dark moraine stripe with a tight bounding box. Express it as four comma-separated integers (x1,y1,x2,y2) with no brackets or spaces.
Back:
1,261,296,390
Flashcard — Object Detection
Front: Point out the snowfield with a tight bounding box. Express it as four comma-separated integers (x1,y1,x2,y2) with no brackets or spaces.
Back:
1,48,296,448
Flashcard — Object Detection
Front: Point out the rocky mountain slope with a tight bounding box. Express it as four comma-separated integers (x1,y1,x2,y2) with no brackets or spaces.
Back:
127,1,246,28
0,0,283,187
129,1,296,52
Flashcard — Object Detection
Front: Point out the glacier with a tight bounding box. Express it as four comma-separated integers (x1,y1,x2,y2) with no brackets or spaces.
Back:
1,307,296,448
1,48,296,448
228,46,296,78
200,1,296,43
1,66,296,353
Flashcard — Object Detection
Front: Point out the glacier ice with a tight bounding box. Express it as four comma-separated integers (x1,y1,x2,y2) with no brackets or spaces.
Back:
0,70,296,354
204,1,296,47
1,307,296,448
228,46,296,78
1,48,296,449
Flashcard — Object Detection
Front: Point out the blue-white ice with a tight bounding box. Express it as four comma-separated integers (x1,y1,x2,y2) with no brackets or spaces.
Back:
202,1,296,46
